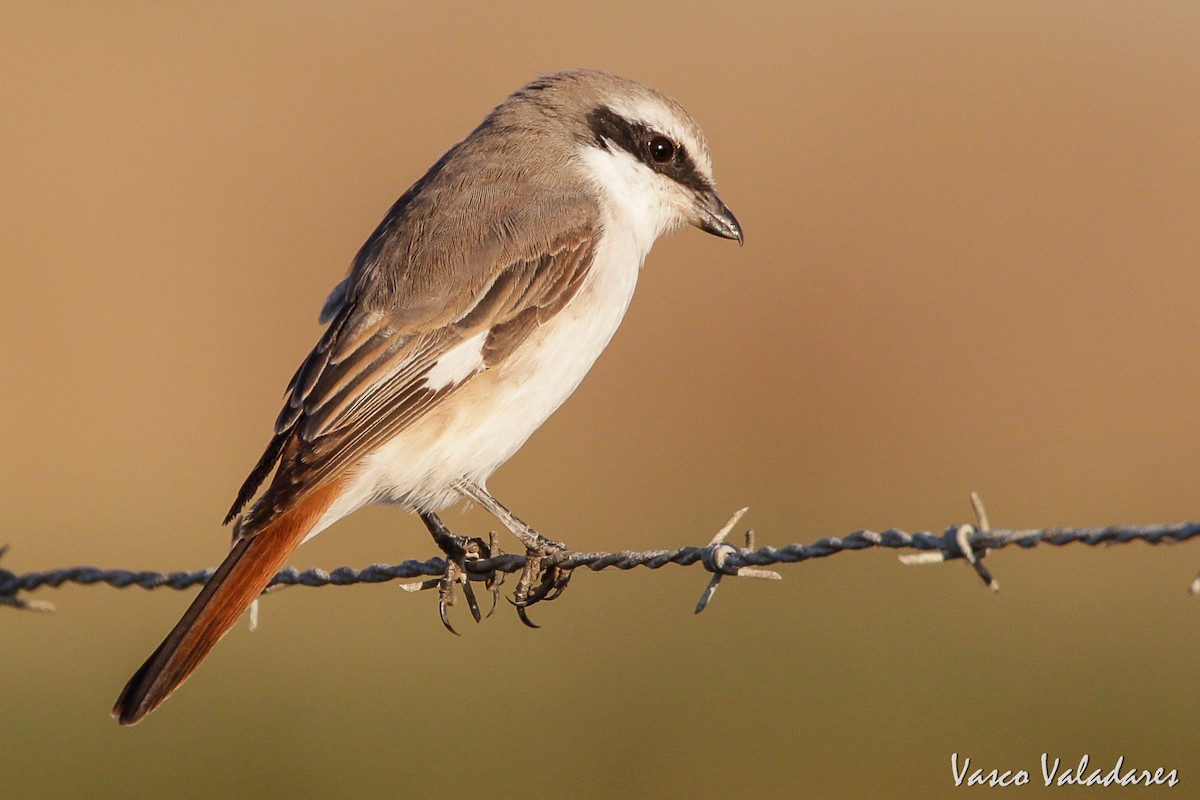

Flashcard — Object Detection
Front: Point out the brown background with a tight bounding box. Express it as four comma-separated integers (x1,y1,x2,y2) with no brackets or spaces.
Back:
3,2,1198,797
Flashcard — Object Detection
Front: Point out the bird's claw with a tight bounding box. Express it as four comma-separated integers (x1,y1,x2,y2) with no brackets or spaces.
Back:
510,536,572,628
424,531,492,636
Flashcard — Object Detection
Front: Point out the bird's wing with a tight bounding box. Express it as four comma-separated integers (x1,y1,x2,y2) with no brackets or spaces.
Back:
227,191,597,534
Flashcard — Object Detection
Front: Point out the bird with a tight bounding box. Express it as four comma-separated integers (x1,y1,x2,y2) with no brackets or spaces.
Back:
112,68,742,725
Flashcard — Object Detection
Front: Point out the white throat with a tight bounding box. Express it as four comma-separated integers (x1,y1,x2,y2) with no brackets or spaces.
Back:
577,144,680,258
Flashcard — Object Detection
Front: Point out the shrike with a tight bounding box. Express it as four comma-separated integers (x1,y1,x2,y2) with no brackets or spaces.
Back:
113,69,742,725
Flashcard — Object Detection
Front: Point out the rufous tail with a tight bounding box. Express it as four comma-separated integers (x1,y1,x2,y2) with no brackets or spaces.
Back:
112,481,341,725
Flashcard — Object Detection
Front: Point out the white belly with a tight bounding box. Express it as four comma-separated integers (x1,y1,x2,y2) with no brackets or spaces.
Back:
305,225,646,540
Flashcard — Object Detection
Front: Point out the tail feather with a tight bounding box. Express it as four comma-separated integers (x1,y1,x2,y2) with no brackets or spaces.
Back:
113,480,341,725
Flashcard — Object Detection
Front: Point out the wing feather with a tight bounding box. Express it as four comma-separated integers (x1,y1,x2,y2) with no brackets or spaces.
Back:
227,216,597,533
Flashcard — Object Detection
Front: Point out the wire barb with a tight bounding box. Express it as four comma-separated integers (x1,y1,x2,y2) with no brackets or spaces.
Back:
694,507,782,614
0,545,55,613
898,493,998,591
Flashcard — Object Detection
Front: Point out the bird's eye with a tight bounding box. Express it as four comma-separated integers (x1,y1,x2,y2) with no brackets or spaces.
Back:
648,136,675,163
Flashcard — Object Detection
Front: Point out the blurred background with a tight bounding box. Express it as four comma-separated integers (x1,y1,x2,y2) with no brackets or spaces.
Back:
2,2,1197,797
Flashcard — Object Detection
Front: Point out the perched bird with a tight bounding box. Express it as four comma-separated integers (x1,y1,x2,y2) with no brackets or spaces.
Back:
113,68,742,725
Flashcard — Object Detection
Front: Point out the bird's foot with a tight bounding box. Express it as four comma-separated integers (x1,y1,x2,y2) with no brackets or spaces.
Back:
451,481,577,628
436,533,494,634
410,512,499,634
510,533,572,629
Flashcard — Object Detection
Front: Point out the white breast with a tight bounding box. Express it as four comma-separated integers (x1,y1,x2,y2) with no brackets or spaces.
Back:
351,236,641,518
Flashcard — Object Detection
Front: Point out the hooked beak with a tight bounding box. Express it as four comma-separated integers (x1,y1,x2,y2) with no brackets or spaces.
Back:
691,187,743,246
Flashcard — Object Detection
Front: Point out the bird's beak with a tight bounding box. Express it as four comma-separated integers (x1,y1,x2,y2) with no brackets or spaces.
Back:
691,187,743,246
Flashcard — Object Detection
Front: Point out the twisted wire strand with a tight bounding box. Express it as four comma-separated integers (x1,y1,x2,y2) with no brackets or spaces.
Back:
2,518,1197,612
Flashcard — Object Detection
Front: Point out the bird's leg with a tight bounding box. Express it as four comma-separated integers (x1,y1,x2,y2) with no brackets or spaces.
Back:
417,511,492,635
455,482,571,627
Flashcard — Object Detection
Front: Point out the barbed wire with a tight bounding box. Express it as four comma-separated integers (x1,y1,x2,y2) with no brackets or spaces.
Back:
2,496,1199,616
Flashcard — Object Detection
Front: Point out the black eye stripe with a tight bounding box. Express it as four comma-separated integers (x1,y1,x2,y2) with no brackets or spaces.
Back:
585,105,711,193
